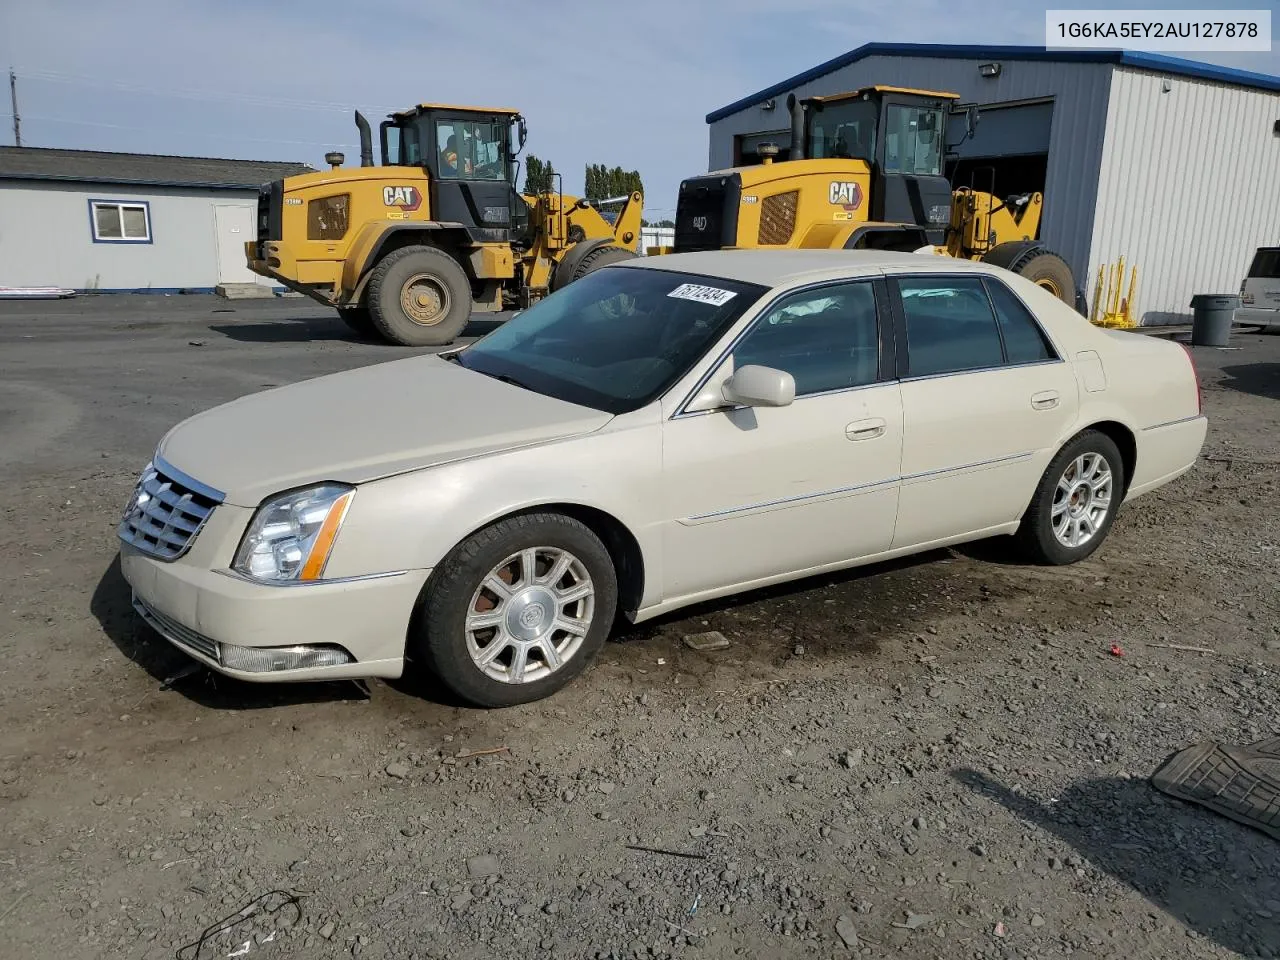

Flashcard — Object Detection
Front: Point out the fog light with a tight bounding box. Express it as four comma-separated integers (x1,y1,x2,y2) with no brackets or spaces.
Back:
219,643,354,673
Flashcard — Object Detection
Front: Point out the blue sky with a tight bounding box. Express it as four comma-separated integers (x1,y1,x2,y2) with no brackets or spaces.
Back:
2,0,1276,218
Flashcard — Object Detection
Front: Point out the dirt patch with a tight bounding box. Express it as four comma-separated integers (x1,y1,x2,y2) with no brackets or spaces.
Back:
0,305,1277,960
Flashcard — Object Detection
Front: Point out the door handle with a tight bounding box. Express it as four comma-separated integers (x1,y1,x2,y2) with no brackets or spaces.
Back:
1031,390,1060,410
845,417,886,440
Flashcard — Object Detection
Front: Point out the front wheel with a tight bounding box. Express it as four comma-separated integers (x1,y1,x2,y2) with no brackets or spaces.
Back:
1012,252,1075,307
412,513,618,707
1016,430,1125,565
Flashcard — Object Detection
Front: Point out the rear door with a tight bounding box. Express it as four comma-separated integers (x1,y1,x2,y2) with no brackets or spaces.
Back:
888,272,1079,549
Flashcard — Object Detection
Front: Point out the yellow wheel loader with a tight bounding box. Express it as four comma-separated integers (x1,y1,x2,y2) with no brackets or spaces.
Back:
666,86,1079,308
245,103,643,346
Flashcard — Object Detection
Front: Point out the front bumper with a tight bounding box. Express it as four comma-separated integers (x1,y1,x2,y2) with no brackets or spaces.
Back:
120,543,430,682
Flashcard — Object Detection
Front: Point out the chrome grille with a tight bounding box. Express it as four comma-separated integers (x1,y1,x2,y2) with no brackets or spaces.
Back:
133,595,220,662
118,460,223,561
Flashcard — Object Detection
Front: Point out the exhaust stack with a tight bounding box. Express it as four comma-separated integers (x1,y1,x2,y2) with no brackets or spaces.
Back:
786,94,807,161
354,110,374,167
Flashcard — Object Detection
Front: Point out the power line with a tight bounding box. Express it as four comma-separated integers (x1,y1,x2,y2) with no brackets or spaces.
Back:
17,68,404,117
8,112,357,150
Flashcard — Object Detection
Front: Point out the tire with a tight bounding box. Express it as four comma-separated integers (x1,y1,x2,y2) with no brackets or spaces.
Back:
1016,430,1125,565
412,513,619,708
550,239,603,292
366,245,473,347
572,244,637,282
1011,252,1075,307
337,306,378,340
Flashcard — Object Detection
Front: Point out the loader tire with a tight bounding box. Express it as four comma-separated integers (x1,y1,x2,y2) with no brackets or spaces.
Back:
367,245,472,347
571,245,637,282
1011,252,1075,307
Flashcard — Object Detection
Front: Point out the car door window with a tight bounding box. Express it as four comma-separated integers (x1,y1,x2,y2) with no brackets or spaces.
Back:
732,281,880,396
899,276,1004,377
986,279,1057,364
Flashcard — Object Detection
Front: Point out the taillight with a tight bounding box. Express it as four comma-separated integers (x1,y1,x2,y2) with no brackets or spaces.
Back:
1180,343,1202,414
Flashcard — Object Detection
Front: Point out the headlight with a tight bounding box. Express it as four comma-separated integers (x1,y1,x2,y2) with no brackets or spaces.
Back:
122,461,156,518
232,484,354,583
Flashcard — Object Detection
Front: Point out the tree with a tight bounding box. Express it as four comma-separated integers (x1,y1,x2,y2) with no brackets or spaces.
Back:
523,154,556,194
584,163,643,200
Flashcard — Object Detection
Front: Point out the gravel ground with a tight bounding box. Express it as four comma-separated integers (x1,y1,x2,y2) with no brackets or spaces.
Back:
0,295,1277,960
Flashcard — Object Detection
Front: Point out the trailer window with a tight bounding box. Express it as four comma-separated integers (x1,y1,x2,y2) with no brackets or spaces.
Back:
435,120,506,181
1248,248,1280,278
883,104,943,176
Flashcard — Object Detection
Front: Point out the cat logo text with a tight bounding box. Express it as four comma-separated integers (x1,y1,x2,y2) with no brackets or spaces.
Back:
828,181,863,210
382,186,422,212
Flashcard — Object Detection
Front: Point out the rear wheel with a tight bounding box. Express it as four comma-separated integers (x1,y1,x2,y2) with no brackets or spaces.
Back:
1016,430,1125,565
367,245,472,347
412,513,618,707
337,306,378,340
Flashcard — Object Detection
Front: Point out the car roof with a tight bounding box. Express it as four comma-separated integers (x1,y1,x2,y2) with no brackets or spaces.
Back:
623,248,994,288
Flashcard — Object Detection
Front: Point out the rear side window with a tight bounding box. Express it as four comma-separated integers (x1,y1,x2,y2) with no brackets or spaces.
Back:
986,279,1057,363
898,276,1003,377
1248,248,1280,278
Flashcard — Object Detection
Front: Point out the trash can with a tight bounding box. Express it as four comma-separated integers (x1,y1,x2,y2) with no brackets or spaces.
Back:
1190,294,1240,346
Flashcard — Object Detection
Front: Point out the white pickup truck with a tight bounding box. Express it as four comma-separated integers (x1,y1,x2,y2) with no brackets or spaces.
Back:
1240,246,1280,328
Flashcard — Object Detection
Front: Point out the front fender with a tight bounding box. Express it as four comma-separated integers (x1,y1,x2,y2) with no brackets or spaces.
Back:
322,411,665,608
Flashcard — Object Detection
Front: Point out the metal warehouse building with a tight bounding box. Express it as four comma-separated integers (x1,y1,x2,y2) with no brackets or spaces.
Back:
0,147,312,293
706,43,1280,323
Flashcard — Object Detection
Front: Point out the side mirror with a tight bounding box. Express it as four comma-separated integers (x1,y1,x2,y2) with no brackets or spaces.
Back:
723,364,795,408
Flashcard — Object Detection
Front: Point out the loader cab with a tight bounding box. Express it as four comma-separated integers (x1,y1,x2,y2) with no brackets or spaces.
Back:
800,86,957,244
378,103,528,244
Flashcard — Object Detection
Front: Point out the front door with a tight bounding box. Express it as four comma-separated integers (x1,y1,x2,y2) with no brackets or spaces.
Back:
428,117,514,244
890,272,1079,548
660,279,903,601
213,205,262,285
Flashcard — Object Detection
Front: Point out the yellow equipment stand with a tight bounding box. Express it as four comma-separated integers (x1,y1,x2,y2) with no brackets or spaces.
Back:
1091,257,1139,328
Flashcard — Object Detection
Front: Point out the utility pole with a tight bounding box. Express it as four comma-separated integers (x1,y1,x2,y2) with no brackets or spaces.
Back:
9,68,20,147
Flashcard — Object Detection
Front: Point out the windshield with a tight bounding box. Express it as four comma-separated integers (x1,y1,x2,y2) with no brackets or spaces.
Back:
435,119,507,181
809,100,878,161
456,267,768,414
883,104,944,176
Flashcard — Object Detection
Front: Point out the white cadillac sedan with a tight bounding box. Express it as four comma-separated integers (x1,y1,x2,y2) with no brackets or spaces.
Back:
118,250,1207,707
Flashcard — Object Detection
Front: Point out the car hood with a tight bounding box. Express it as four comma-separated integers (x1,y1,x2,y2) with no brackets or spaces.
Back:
156,354,613,506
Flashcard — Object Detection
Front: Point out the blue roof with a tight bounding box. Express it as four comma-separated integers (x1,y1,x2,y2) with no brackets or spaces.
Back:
706,42,1280,123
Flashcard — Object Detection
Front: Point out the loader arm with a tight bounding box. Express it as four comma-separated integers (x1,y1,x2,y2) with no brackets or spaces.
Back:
604,191,644,252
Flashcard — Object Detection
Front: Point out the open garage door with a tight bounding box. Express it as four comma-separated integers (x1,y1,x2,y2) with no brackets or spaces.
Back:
735,130,792,165
947,100,1053,205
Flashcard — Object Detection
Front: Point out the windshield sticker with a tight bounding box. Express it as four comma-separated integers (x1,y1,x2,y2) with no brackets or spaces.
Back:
668,283,738,307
